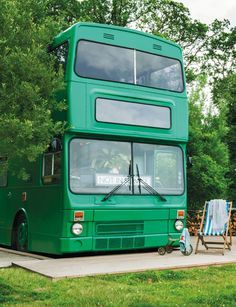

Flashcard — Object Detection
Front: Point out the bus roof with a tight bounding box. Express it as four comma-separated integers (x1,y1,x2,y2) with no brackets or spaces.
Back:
51,22,182,51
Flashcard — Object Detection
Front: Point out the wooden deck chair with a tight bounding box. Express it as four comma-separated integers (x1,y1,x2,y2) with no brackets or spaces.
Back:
195,200,233,255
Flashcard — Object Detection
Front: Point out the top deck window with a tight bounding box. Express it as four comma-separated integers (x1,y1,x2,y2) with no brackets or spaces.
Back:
136,51,184,92
75,40,184,93
75,41,134,84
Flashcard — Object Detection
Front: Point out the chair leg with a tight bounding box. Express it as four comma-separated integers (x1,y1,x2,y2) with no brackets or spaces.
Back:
195,234,209,253
195,235,200,254
229,227,232,246
222,234,232,255
223,235,231,250
223,239,226,255
200,235,208,250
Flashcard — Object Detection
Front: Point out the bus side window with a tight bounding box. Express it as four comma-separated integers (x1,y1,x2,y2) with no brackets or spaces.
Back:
0,157,7,187
51,41,69,75
42,152,61,185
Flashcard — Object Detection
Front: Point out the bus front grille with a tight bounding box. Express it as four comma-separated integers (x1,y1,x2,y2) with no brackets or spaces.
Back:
95,236,145,250
95,222,144,236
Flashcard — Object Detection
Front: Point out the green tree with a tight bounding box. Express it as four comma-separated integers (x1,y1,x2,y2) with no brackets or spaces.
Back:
213,74,236,200
140,0,236,82
187,76,230,209
74,0,145,26
0,0,65,176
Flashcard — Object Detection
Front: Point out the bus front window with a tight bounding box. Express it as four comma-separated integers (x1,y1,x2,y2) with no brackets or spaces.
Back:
133,144,184,195
69,139,131,194
69,139,184,195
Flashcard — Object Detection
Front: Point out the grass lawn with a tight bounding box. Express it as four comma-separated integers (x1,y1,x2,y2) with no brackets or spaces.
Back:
0,264,236,306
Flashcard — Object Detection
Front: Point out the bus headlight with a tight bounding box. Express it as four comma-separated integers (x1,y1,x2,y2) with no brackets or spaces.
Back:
175,220,184,231
72,223,83,236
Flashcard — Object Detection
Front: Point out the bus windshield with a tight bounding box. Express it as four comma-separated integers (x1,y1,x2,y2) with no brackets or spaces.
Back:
75,40,184,92
69,139,184,195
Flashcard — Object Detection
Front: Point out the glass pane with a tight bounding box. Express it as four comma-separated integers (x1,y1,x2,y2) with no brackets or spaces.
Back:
44,154,53,176
54,152,61,176
96,98,170,129
75,41,134,83
136,51,184,92
133,144,184,195
70,139,131,194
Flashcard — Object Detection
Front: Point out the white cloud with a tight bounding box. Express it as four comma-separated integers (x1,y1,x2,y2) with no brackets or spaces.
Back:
175,0,236,26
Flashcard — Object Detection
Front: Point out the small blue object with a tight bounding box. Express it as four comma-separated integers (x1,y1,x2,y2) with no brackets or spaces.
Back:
179,228,193,256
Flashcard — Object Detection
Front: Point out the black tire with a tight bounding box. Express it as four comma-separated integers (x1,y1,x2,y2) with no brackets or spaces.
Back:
166,245,173,253
12,214,28,252
158,246,166,255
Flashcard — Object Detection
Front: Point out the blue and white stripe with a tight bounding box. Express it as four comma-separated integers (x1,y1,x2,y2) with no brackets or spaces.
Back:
200,201,229,236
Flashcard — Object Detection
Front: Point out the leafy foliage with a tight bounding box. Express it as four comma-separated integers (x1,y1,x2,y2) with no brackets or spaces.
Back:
213,74,236,200
0,0,65,174
187,76,230,208
73,0,145,26
139,1,236,82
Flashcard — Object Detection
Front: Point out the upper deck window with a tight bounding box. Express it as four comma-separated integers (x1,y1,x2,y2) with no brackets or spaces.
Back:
75,40,184,93
75,41,134,84
136,51,183,92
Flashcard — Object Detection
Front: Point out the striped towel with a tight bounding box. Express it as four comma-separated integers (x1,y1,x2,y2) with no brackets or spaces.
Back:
200,200,229,236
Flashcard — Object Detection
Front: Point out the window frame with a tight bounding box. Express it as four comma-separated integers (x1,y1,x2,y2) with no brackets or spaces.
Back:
68,137,185,196
42,151,62,185
74,39,185,93
95,97,172,130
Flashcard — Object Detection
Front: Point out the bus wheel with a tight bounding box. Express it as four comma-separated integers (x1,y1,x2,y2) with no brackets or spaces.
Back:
13,214,28,252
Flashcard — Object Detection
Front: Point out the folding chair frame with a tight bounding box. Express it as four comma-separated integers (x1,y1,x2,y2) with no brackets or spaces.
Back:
195,201,233,255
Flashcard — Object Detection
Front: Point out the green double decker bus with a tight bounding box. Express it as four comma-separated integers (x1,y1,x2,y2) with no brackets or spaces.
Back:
0,23,188,255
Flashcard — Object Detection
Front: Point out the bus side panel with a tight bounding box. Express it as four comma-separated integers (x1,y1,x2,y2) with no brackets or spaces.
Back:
27,186,63,254
0,185,63,254
0,188,12,246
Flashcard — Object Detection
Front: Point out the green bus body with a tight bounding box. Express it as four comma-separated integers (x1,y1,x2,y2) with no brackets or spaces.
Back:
0,23,188,254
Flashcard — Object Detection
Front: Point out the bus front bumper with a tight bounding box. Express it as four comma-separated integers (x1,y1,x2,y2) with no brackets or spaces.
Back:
59,233,181,254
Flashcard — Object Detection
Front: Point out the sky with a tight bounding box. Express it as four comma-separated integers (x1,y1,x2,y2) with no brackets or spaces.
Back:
175,0,236,27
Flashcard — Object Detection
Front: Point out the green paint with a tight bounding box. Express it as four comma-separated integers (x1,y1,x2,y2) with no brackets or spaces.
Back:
0,23,188,254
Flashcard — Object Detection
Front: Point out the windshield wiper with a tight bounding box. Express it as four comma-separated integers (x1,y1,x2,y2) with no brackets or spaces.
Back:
102,162,132,202
136,164,167,201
